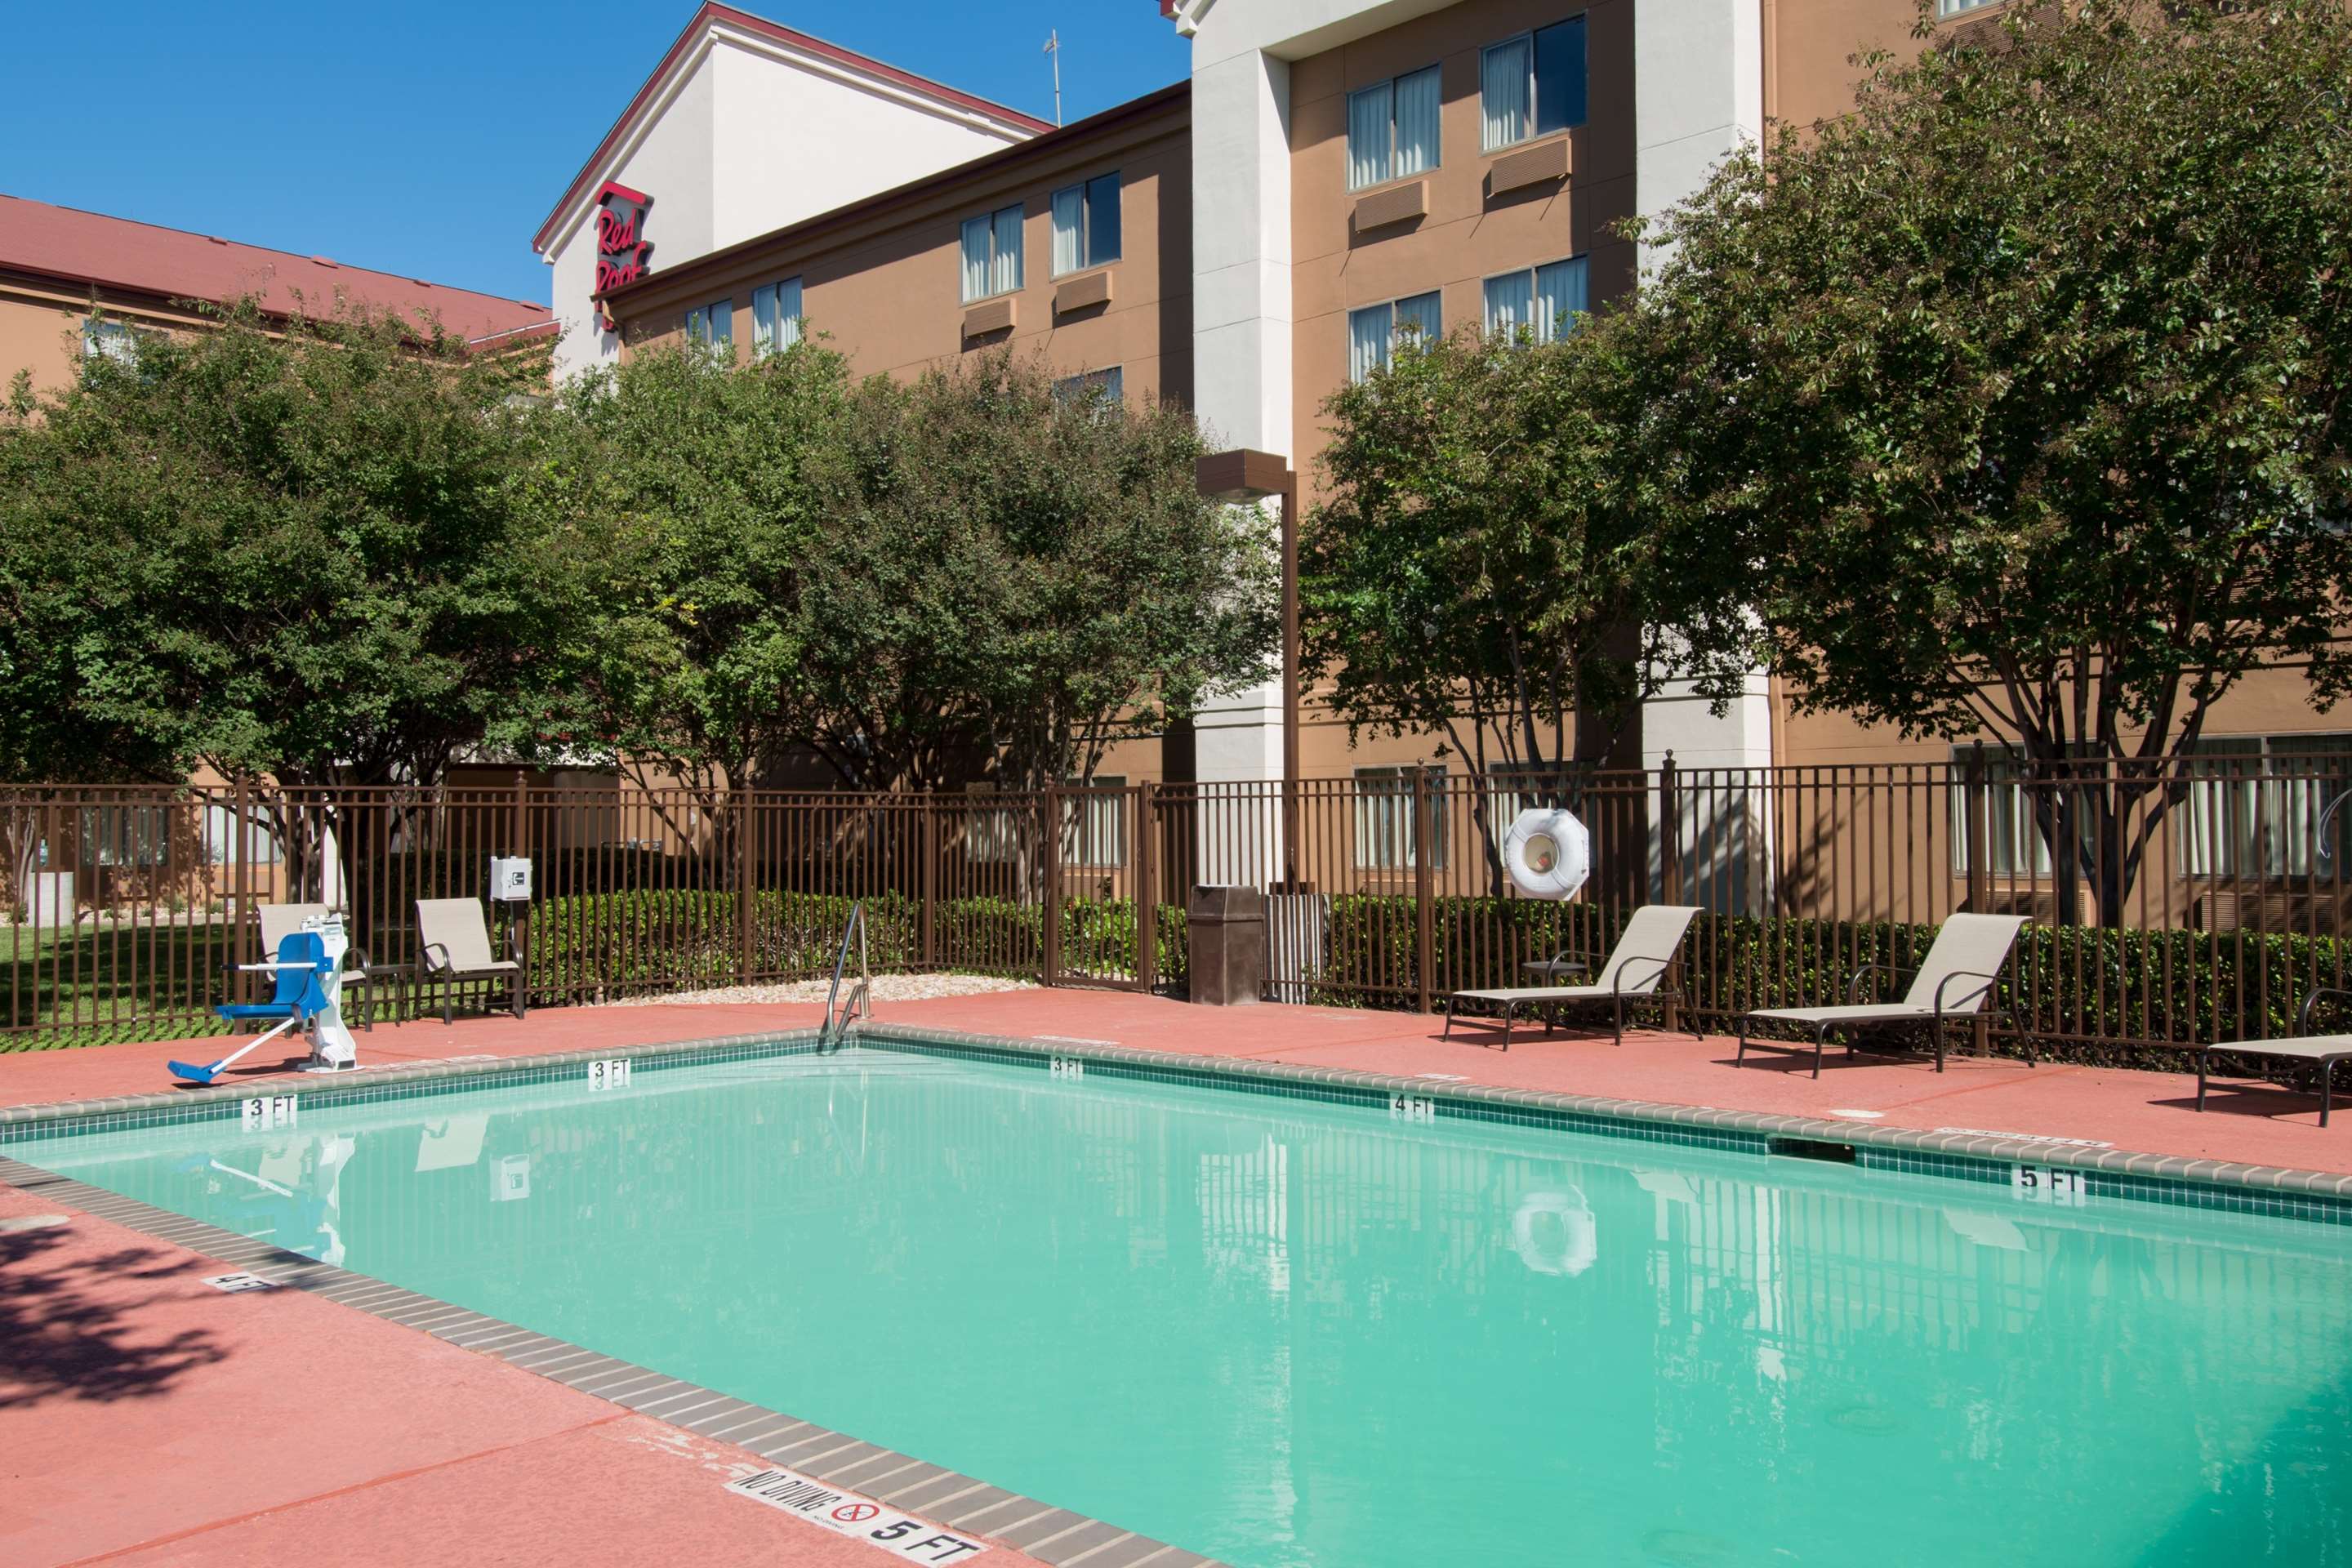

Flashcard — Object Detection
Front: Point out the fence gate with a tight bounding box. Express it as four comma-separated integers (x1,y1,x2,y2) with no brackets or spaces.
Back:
1043,782,1151,992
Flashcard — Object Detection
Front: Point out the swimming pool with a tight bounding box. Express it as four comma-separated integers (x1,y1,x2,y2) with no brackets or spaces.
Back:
11,1040,2350,1567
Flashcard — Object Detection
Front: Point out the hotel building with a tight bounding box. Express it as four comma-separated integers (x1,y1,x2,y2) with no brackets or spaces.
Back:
543,0,2333,805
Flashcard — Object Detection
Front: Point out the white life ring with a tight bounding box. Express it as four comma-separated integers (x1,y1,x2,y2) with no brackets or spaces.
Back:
1503,808,1590,901
1512,1188,1598,1276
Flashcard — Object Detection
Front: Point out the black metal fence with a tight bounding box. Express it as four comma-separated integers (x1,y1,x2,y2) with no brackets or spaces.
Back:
5,754,2345,1054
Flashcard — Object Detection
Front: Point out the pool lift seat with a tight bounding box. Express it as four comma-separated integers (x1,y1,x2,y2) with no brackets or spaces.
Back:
821,900,871,1048
172,924,359,1085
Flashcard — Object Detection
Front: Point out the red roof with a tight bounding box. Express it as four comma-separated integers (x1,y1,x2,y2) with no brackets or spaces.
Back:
0,192,552,345
532,2,1054,255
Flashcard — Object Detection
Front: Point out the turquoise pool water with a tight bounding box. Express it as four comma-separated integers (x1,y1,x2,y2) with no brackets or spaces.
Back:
15,1047,2351,1567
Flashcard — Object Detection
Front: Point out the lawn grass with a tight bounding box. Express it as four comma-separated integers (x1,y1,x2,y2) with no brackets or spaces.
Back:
0,920,235,1051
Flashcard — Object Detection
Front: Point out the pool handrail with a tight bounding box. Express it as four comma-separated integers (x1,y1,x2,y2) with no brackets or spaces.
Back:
822,901,871,1046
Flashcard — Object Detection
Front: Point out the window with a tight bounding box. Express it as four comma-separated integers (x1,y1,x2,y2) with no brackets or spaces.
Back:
751,278,803,354
2179,734,2352,880
1347,65,1441,189
1938,0,1999,15
1348,292,1441,382
1481,17,1588,151
1950,746,2059,878
960,203,1025,301
1051,173,1122,275
1061,777,1128,869
1053,366,1125,406
1355,765,1448,871
78,805,168,869
684,298,733,346
1483,256,1589,343
81,318,137,365
964,784,1017,865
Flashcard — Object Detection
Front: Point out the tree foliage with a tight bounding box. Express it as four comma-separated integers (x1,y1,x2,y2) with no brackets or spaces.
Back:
801,354,1277,791
0,301,577,788
1303,318,1744,795
550,336,852,804
551,344,1277,796
1632,0,2352,920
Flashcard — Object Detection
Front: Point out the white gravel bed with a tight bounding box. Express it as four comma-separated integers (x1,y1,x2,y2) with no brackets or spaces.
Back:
605,972,1037,1007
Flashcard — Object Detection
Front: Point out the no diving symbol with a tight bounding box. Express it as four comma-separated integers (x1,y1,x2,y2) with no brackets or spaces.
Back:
832,1503,880,1524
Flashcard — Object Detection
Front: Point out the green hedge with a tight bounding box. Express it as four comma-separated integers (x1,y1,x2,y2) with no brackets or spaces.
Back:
522,889,1188,997
1316,896,2345,1067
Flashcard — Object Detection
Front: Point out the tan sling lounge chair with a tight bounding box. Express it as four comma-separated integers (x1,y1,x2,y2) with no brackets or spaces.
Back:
1738,912,2028,1076
415,898,525,1025
2194,988,2352,1128
1445,905,1704,1049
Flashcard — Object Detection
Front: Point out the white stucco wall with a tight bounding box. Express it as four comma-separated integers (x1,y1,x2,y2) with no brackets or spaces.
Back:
1633,0,1770,776
546,48,720,381
541,18,1039,380
1184,0,1461,797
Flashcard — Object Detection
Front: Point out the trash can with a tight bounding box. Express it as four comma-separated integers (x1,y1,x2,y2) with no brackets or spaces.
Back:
1187,884,1267,1006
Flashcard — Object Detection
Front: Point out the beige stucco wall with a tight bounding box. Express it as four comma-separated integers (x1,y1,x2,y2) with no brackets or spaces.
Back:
615,90,1192,408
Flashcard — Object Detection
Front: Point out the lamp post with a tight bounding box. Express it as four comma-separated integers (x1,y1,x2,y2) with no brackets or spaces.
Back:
1197,448,1303,890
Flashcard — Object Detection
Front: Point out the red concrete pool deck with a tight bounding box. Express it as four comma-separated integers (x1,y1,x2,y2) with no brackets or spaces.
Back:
7,990,2351,1567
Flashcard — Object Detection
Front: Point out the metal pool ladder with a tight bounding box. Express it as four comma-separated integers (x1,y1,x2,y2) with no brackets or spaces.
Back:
822,901,871,1047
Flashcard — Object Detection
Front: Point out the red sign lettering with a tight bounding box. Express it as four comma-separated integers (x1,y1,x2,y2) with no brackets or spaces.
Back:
590,181,653,332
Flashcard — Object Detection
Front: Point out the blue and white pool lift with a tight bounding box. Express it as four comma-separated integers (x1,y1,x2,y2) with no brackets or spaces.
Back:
169,915,360,1085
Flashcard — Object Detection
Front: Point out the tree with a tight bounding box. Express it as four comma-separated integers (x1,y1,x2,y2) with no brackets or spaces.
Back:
1633,0,2352,924
549,335,853,825
0,299,579,791
1302,318,1742,889
796,353,1278,793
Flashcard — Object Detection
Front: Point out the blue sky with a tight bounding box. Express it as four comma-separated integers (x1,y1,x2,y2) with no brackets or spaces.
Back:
2,1,1188,307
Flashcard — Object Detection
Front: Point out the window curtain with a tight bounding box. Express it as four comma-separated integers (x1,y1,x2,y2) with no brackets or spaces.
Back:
991,205,1023,296
1348,304,1392,383
1393,66,1440,178
1484,273,1533,339
960,215,990,301
1533,17,1588,136
1392,291,1441,349
773,277,803,348
1085,172,1121,265
706,299,733,345
1052,185,1083,275
1532,256,1588,341
1481,37,1530,149
751,283,777,352
1348,80,1393,189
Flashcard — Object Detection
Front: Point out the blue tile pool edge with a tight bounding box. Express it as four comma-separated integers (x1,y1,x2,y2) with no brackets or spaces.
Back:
853,1023,2352,1229
7,1019,2352,1230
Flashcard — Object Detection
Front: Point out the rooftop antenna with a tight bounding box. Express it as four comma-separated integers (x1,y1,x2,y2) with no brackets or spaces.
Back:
1044,30,1062,127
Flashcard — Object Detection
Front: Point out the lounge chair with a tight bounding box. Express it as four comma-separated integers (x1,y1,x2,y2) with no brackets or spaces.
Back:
415,898,525,1025
1737,912,2028,1076
1444,905,1704,1049
2194,989,2352,1127
228,903,384,1030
